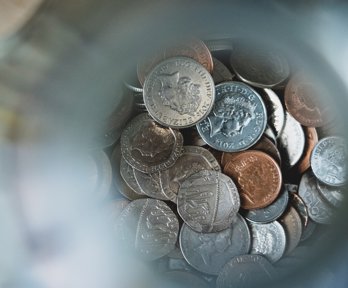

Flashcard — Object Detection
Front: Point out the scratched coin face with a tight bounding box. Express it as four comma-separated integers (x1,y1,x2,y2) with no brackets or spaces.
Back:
121,113,183,173
116,199,179,261
311,136,347,186
179,214,251,275
144,57,215,128
197,81,267,152
177,170,240,233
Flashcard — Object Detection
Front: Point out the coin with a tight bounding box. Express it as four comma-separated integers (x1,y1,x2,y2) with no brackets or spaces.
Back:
116,198,179,261
316,180,344,208
298,171,334,224
300,219,317,242
91,150,113,199
120,156,145,196
137,50,167,86
224,151,282,209
196,81,267,152
296,127,318,174
290,193,309,227
249,221,286,263
216,254,276,288
243,188,289,224
179,214,251,275
211,57,234,84
311,136,347,186
120,113,183,173
107,198,131,222
144,57,215,128
177,170,240,233
162,270,210,288
204,38,233,52
159,146,221,203
264,125,277,145
230,40,290,88
279,206,303,255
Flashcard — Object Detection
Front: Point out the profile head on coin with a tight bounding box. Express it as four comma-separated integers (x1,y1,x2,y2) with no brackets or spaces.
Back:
144,57,215,128
197,82,267,152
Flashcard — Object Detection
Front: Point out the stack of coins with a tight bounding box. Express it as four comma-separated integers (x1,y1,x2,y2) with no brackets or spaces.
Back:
103,38,346,288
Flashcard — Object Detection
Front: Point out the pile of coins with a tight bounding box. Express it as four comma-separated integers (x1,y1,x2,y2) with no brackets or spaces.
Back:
106,38,346,288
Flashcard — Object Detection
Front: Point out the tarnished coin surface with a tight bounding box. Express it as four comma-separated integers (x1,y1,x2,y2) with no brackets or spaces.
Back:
197,81,267,152
230,41,290,88
177,170,240,233
278,112,305,168
244,188,289,224
116,199,179,261
159,146,221,203
311,136,347,186
216,254,276,288
120,113,183,173
179,214,251,275
279,206,303,255
249,221,286,263
144,57,215,128
211,57,234,84
299,171,334,224
162,270,210,288
224,151,282,209
296,127,318,174
316,180,344,208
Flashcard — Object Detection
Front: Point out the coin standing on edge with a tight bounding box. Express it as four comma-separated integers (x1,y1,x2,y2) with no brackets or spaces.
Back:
296,127,318,174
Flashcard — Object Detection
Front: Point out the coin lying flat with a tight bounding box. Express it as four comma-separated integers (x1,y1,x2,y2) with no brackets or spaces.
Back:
179,214,251,275
316,180,344,208
144,57,215,128
161,270,210,288
120,113,183,173
311,136,347,186
216,254,276,288
116,199,179,261
224,151,282,209
249,221,286,263
296,127,318,174
211,57,234,84
197,81,267,152
300,219,317,242
159,146,221,203
120,156,145,196
177,170,240,233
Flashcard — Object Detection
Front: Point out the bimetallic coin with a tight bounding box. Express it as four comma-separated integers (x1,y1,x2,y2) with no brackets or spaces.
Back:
244,188,289,224
179,214,251,275
216,254,276,288
177,170,240,233
163,270,210,288
311,136,347,186
144,57,215,128
159,146,221,203
224,151,282,209
278,112,305,168
249,221,286,263
120,157,145,196
211,57,234,84
296,127,318,174
120,113,183,173
316,180,344,208
116,199,179,261
299,171,334,224
197,81,267,152
279,206,303,255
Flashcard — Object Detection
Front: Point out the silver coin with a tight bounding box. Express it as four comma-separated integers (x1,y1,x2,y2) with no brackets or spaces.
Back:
107,198,131,222
298,171,334,224
284,183,299,194
278,112,305,168
264,125,277,145
279,206,303,255
300,219,317,242
120,156,145,196
116,198,179,261
143,57,215,128
249,221,286,263
211,57,234,84
205,38,233,52
262,88,285,138
290,193,309,227
244,188,289,224
120,113,183,173
177,170,240,233
163,270,210,288
196,81,267,152
216,254,276,288
311,136,347,186
230,41,290,88
179,214,251,275
316,180,344,208
159,146,221,203
124,81,143,93
91,150,113,199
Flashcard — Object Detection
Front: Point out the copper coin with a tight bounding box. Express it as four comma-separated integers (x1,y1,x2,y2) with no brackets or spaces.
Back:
223,150,282,209
296,127,318,174
284,73,330,127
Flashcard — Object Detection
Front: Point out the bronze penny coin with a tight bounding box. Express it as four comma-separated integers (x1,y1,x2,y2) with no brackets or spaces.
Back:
224,150,282,209
296,127,318,174
284,73,330,127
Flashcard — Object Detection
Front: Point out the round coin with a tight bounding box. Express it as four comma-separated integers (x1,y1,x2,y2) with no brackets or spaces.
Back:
316,180,344,208
177,170,240,233
211,57,234,84
216,254,276,288
249,221,286,263
311,136,347,186
300,219,317,242
224,151,282,209
296,127,318,174
179,214,251,275
196,81,267,152
144,57,215,128
162,270,210,288
116,198,179,261
290,193,309,227
120,113,183,173
120,156,145,196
